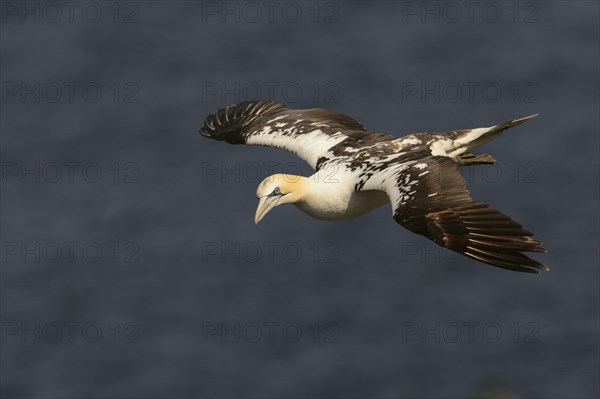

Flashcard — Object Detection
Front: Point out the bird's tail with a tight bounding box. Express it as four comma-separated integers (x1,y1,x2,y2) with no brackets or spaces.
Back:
447,114,538,156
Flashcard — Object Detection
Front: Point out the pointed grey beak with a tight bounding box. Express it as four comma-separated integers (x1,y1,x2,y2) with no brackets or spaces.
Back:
254,196,279,224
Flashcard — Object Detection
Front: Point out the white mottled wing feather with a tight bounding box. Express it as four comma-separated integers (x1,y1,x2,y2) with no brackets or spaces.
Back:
201,101,389,169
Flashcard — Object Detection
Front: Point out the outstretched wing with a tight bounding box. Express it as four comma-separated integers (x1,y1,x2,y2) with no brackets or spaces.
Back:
362,156,548,273
200,101,394,169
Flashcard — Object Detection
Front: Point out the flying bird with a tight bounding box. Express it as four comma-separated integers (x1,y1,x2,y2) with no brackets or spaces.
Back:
200,101,547,273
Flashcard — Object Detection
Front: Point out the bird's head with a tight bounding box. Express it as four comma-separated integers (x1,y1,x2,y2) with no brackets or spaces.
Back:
254,174,305,224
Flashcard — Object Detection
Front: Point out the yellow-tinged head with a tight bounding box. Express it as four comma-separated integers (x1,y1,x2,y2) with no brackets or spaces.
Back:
254,174,306,224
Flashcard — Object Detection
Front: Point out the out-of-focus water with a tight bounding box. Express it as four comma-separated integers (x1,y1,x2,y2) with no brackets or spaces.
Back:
1,2,598,398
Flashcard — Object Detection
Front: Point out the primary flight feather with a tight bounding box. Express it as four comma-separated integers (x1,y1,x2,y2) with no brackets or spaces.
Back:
200,101,547,273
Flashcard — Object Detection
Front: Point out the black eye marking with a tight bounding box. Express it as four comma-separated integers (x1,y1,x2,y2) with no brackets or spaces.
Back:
270,187,281,196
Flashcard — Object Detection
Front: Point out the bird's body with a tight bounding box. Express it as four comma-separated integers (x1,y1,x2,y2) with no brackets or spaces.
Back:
294,177,389,221
200,101,547,273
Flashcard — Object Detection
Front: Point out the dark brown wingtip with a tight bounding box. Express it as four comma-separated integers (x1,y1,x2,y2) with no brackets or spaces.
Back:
464,246,549,274
417,202,549,274
200,101,286,143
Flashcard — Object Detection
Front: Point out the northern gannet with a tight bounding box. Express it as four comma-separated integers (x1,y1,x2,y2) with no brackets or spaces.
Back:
200,101,547,273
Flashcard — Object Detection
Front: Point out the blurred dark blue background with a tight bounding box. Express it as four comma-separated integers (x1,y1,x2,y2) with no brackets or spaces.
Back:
1,1,598,398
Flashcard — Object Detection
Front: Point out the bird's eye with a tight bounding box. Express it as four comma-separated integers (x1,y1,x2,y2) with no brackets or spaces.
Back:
271,187,281,196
